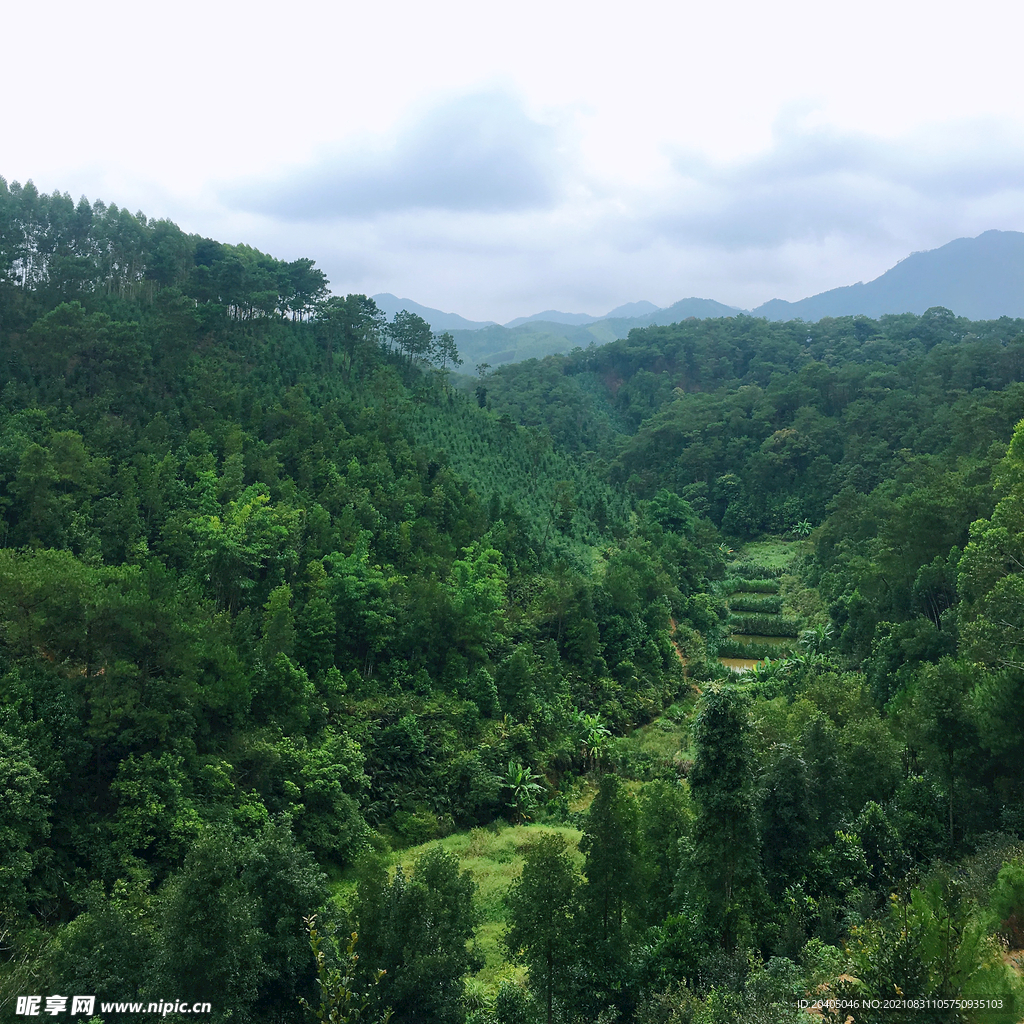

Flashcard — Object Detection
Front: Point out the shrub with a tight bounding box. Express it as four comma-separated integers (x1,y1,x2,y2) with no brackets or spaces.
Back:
990,859,1024,946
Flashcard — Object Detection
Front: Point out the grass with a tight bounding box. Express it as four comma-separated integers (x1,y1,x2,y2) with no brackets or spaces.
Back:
740,537,805,570
630,715,693,764
780,569,828,623
730,562,786,579
724,577,781,594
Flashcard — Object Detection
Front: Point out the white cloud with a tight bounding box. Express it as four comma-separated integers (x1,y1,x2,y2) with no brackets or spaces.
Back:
9,0,1024,320
225,112,1024,318
224,92,566,219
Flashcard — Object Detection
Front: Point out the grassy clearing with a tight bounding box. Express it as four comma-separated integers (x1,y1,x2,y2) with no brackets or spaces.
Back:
740,537,805,570
729,537,826,627
630,715,693,764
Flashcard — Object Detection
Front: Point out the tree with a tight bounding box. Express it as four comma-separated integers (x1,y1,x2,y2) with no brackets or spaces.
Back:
638,780,693,924
682,686,762,950
843,880,1023,1024
299,918,392,1024
445,543,507,666
577,774,643,1020
284,258,329,320
801,715,847,845
581,774,641,939
0,730,50,926
503,834,583,1024
432,331,462,371
388,310,433,368
313,294,385,379
959,415,1024,667
909,658,982,853
156,821,329,1023
758,745,813,897
354,847,480,1024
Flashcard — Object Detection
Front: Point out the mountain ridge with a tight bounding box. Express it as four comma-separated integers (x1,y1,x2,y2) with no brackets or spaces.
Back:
371,293,498,331
752,230,1024,321
375,231,1024,367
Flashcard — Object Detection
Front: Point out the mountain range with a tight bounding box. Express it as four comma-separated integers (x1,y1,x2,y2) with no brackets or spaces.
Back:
752,230,1024,321
375,230,1024,367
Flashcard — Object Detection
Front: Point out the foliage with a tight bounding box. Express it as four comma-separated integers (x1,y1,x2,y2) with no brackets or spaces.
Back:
353,846,481,1024
843,881,1023,1024
299,919,392,1024
683,686,763,950
503,834,583,1024
504,761,545,824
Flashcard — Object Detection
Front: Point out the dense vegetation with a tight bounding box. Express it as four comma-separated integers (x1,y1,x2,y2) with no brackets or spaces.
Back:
3,178,1024,1024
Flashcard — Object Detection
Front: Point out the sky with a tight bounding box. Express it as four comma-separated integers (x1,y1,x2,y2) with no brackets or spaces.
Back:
5,0,1024,322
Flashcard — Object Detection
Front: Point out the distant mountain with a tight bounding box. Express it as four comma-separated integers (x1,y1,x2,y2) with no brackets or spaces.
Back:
504,310,601,328
504,300,664,328
605,300,660,319
753,230,1024,321
449,297,748,367
647,297,745,324
371,293,497,331
378,230,1024,356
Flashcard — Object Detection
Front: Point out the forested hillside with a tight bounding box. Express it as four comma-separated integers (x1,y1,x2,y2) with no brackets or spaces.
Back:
0,181,720,1021
4,178,1024,1024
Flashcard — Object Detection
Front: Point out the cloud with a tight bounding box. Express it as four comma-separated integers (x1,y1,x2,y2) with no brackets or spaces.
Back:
653,118,1024,250
226,92,565,220
207,107,1024,318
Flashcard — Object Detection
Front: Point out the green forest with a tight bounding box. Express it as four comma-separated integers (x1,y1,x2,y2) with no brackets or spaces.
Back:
4,178,1024,1024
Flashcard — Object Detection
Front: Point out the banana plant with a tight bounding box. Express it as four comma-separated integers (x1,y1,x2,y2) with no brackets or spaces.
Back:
503,759,545,824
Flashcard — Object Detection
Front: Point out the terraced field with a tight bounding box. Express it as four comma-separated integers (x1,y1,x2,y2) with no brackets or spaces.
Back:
719,539,803,671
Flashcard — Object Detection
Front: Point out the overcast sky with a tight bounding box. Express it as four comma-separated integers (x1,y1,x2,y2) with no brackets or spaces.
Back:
5,0,1024,321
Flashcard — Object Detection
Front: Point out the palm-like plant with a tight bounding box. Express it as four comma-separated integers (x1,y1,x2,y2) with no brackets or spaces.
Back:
799,622,834,655
571,711,611,773
504,760,545,824
749,656,791,682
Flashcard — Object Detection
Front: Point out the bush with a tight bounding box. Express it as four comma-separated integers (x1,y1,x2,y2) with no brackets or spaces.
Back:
989,859,1024,945
384,807,445,848
799,937,845,990
494,981,532,1024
